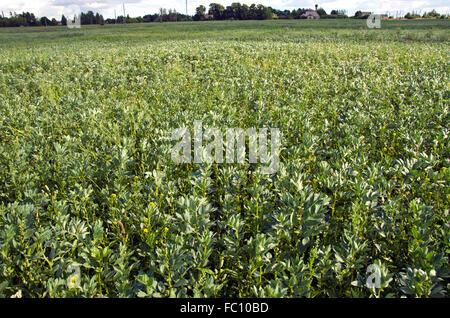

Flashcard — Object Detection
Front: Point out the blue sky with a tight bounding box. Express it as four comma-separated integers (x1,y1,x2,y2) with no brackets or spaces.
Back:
1,0,448,19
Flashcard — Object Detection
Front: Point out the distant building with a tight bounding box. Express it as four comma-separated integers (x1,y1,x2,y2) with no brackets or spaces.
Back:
205,14,214,20
302,10,320,19
361,12,372,18
301,4,321,19
381,14,389,20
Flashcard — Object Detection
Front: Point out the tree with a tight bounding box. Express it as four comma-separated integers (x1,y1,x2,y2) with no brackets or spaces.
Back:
159,8,167,22
248,4,257,19
40,16,50,26
239,4,250,20
143,14,159,22
21,12,37,26
405,12,420,19
80,11,95,24
255,4,273,20
423,9,440,18
354,10,363,18
291,8,307,19
223,5,234,20
168,9,178,22
61,14,67,26
329,9,347,18
88,11,94,24
209,3,225,20
317,8,327,17
194,5,206,21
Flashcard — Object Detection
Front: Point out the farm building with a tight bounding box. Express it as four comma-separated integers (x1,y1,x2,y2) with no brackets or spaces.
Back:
302,11,320,19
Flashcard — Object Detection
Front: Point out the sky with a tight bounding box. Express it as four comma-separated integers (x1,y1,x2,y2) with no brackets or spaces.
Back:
0,0,448,19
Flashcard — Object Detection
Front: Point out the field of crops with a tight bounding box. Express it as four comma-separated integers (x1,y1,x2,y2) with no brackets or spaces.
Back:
0,19,449,298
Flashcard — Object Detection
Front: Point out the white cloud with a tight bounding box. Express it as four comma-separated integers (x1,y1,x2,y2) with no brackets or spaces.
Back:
0,0,448,19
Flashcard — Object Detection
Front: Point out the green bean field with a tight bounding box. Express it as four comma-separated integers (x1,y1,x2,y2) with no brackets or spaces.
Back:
0,19,449,298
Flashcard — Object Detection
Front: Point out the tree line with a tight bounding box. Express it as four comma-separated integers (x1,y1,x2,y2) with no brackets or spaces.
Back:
193,3,348,20
404,9,447,19
0,3,448,27
0,11,105,27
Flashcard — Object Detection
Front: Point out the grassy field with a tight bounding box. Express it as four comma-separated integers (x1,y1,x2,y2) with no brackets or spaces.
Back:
0,19,449,298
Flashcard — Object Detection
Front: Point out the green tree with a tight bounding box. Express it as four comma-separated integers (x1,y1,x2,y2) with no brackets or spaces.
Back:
423,9,440,18
194,5,206,21
317,8,327,17
239,4,249,20
40,16,50,26
354,10,363,18
209,3,225,20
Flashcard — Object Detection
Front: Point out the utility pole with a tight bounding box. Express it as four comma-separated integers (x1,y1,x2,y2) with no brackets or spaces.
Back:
186,0,188,15
114,9,117,23
123,3,126,23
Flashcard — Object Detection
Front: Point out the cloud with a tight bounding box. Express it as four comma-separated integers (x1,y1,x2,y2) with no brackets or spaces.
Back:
0,0,448,19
